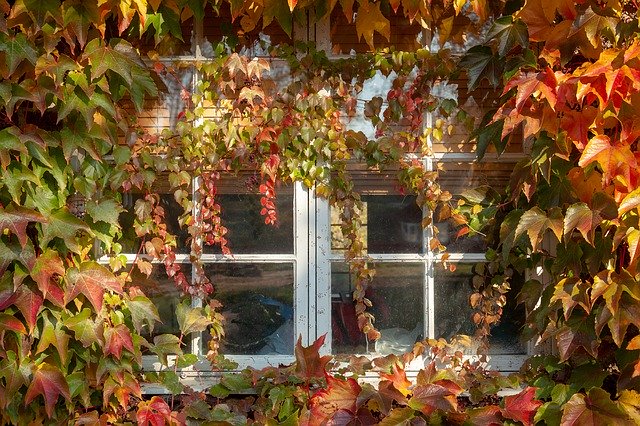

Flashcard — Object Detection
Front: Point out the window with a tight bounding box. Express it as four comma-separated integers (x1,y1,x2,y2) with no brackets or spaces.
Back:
112,9,530,379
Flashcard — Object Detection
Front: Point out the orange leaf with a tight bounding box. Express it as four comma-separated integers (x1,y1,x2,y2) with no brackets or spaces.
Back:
355,0,390,49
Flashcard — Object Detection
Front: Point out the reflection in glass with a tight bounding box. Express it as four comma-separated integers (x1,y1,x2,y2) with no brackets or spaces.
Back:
331,263,424,354
204,192,294,254
435,264,526,355
332,195,422,254
128,263,187,339
119,193,190,254
204,263,294,355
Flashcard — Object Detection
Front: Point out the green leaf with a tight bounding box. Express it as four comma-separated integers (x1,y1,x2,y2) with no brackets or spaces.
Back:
24,363,71,418
65,262,123,312
62,0,98,48
151,334,183,365
0,32,38,75
0,236,36,276
176,353,199,368
127,294,160,334
515,207,563,251
459,45,502,90
263,0,293,37
176,300,213,335
40,208,92,254
486,16,529,57
36,313,70,365
85,198,124,226
82,38,135,86
0,127,28,169
0,203,46,248
63,308,102,347
473,119,504,160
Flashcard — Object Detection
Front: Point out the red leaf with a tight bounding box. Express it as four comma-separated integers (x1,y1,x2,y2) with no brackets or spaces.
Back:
137,396,174,426
104,324,135,359
0,313,26,334
14,285,43,333
502,387,542,426
504,67,558,112
31,249,65,300
294,335,332,382
65,262,123,311
24,363,71,418
0,204,45,248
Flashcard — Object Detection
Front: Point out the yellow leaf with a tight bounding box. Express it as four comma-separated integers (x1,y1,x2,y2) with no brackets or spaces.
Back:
355,0,390,50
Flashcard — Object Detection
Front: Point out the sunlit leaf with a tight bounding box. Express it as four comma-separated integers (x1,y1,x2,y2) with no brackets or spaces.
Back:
65,262,123,312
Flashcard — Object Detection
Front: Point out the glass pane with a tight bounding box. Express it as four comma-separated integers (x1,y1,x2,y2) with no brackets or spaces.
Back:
204,182,294,254
129,263,187,340
434,264,526,355
119,192,190,254
332,195,422,254
332,262,424,354
204,263,294,355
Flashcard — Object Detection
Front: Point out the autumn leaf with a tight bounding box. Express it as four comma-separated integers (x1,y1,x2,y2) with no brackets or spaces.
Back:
501,387,543,426
504,67,558,112
65,262,123,312
515,207,563,251
619,187,640,216
295,334,332,382
0,313,26,334
379,363,412,397
556,315,598,361
104,323,135,359
355,0,390,50
176,300,213,335
408,383,460,416
0,203,45,248
24,363,71,418
560,387,629,425
14,284,43,333
31,249,65,300
563,202,602,244
561,107,597,150
309,374,361,426
568,7,618,48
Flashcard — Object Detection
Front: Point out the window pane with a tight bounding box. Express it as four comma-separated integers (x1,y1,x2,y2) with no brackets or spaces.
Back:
332,262,424,354
129,263,187,340
204,263,294,355
204,186,294,254
332,195,422,254
434,264,526,355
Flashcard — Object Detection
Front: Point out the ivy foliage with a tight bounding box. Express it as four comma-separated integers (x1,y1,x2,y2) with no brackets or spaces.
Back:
1,0,640,424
